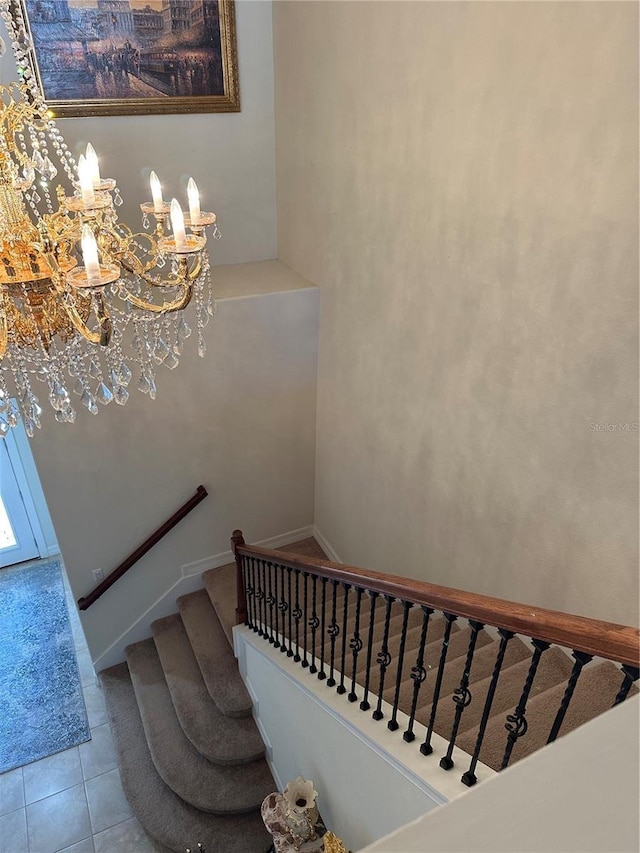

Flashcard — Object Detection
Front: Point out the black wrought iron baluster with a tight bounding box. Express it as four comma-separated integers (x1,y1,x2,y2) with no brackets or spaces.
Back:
326,580,340,688
545,650,592,744
272,562,280,649
403,606,434,742
309,575,319,674
440,619,484,770
242,556,253,629
360,592,378,712
301,573,309,668
337,584,351,695
286,567,293,657
387,600,413,731
421,613,458,755
251,557,260,634
247,557,254,628
372,595,395,721
613,665,640,705
318,577,328,680
249,557,257,629
266,562,276,645
278,566,289,655
348,587,364,702
292,570,302,662
257,559,267,639
500,638,550,770
461,628,514,787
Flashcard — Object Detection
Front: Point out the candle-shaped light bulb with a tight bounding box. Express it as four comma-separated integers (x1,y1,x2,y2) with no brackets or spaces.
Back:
170,198,187,251
77,155,95,207
85,143,101,186
187,177,200,225
81,223,101,286
150,171,163,213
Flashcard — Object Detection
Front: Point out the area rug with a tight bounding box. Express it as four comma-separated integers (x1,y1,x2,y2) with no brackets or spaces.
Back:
0,558,90,773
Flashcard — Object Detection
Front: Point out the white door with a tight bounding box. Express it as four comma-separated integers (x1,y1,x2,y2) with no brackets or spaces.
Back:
0,437,40,568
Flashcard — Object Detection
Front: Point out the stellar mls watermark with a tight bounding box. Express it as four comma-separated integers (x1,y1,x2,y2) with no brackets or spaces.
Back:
589,421,638,432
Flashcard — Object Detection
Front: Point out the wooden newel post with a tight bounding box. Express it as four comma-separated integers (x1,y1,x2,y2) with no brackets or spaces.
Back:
231,529,248,625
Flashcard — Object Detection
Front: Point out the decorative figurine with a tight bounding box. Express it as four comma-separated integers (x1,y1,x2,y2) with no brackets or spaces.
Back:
262,778,350,852
262,776,323,852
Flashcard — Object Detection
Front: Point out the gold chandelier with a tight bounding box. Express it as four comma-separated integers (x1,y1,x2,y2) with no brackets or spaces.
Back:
0,3,217,436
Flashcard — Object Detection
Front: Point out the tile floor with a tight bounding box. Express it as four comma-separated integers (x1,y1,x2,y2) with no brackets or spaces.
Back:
0,560,167,853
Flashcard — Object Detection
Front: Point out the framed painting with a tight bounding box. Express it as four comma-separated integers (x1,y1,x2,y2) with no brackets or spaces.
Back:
12,0,239,117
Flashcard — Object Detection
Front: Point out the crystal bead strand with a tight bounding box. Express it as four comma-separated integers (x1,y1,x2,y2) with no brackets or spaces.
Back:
160,316,178,369
67,340,98,415
132,318,157,400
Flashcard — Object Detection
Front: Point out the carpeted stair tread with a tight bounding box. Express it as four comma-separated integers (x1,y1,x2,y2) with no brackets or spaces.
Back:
383,627,493,717
370,627,493,706
430,645,574,738
202,565,237,647
457,659,638,771
178,590,252,717
353,613,449,678
412,637,532,738
152,614,265,765
276,538,329,560
100,663,272,853
125,638,273,815
353,622,451,698
396,633,530,703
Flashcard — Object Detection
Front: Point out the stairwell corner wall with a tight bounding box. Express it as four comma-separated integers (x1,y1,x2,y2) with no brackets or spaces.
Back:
273,0,640,628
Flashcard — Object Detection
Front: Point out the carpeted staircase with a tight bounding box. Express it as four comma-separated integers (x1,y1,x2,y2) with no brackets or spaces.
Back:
100,589,275,852
100,538,636,850
314,587,636,772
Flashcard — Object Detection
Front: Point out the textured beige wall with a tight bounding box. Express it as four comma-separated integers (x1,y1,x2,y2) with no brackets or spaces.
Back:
274,1,639,625
30,283,319,660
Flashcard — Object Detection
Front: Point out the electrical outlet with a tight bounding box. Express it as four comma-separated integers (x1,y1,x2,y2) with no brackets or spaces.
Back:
92,568,104,583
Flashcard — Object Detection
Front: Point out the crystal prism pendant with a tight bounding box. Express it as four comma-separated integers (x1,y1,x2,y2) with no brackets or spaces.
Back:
113,385,129,406
49,381,69,411
117,362,132,386
153,337,170,363
96,382,113,405
41,155,57,181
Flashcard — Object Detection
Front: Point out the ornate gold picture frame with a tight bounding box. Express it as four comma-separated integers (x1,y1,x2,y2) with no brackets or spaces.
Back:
13,0,239,117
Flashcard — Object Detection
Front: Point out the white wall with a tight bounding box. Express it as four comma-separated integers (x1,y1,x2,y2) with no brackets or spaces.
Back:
29,275,318,662
360,695,640,853
273,1,639,627
0,0,276,264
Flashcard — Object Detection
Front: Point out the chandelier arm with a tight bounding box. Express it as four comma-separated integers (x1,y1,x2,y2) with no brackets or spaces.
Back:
121,283,194,315
118,253,203,288
64,291,112,347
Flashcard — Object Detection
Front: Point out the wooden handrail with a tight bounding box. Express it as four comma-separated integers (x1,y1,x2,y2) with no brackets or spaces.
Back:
235,540,640,667
78,485,208,611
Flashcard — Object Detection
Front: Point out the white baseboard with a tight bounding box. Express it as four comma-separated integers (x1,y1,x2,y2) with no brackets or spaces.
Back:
93,525,314,672
312,526,342,563
92,572,206,672
180,525,314,578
